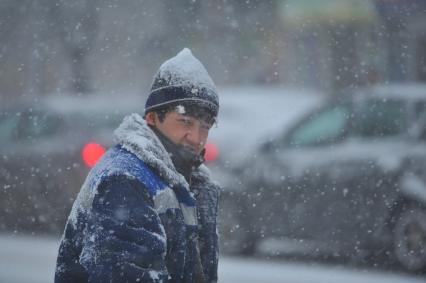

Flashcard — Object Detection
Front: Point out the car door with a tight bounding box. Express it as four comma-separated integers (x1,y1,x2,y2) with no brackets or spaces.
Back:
0,109,72,233
254,102,355,249
272,97,412,254
341,97,411,248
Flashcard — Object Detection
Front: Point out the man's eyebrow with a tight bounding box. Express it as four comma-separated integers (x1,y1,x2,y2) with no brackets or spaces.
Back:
175,113,190,118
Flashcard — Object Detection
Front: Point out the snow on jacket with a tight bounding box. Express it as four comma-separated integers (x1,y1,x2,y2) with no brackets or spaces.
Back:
55,113,220,283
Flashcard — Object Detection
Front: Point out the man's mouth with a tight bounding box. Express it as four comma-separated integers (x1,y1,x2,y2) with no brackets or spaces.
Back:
182,144,199,154
185,146,198,154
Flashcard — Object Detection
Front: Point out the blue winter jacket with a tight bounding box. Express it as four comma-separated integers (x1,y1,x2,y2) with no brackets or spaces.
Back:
55,114,220,283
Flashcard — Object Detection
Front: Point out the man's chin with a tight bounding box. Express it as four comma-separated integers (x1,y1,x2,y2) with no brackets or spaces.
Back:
180,144,200,155
184,147,199,155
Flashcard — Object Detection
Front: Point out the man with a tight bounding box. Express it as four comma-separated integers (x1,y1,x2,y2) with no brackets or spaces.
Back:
55,48,220,283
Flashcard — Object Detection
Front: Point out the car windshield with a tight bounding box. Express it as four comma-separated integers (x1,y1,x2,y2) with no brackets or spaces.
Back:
288,105,350,147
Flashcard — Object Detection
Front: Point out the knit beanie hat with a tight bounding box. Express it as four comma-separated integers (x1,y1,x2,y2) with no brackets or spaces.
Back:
144,48,219,118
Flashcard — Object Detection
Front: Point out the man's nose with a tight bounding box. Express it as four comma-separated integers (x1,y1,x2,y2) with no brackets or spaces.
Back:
186,124,207,150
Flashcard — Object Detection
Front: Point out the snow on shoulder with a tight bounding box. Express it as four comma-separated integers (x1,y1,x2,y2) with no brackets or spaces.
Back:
156,48,217,92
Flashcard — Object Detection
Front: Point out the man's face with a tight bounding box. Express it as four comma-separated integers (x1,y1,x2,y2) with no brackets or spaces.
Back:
146,111,212,154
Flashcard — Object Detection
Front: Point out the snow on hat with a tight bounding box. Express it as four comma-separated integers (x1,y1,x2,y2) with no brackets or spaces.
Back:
144,48,219,118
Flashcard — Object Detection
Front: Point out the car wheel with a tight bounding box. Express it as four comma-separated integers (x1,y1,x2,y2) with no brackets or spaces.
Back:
393,205,426,271
218,194,257,255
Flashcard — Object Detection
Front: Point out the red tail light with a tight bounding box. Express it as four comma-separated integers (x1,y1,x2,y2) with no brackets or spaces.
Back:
204,142,219,162
82,143,106,167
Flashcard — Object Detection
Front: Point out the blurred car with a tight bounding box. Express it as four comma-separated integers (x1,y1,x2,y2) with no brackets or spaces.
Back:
219,84,426,272
0,93,143,234
207,86,324,173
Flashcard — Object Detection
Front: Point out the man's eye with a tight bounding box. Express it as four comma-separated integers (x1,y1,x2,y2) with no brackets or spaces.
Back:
201,123,212,131
179,118,192,126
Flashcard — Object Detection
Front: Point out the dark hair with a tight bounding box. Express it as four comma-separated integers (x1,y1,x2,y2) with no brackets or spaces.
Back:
154,105,174,122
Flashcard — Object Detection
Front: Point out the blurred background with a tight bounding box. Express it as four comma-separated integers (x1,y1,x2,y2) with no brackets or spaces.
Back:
1,0,425,98
1,0,426,282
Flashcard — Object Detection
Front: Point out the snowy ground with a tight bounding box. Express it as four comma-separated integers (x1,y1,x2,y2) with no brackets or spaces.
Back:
0,235,424,283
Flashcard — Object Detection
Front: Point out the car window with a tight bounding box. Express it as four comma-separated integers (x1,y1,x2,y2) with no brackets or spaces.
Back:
352,98,407,138
414,101,426,121
70,112,126,133
414,101,426,141
16,111,65,142
0,112,20,143
288,105,350,147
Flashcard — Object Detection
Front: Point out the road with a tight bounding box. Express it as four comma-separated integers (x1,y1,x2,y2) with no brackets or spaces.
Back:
0,235,424,283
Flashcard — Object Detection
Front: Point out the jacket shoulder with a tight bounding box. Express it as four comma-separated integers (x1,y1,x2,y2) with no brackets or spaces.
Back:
95,145,168,198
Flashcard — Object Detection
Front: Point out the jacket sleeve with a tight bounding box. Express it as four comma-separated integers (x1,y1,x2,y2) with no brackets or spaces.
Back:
194,180,220,283
80,174,169,283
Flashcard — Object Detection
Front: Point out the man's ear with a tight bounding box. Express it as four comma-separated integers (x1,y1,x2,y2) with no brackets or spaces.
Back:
145,112,157,126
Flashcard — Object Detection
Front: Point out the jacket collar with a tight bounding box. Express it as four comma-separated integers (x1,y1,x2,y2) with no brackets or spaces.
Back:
114,113,212,189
